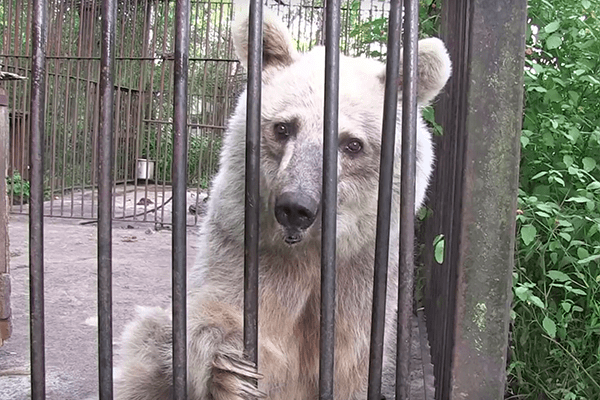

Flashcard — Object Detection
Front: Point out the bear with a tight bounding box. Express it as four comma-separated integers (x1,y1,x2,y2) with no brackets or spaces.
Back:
115,5,451,400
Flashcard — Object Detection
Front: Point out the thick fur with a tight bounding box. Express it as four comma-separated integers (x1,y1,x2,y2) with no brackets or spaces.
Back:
115,6,451,400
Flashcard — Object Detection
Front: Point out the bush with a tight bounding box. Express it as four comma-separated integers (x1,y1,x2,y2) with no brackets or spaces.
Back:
6,171,30,203
508,1,600,398
140,126,221,188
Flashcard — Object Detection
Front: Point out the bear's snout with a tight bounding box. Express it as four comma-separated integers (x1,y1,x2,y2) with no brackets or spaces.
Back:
274,192,320,237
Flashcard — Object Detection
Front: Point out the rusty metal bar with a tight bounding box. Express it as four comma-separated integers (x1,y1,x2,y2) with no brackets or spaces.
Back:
157,0,174,224
319,0,341,398
112,5,126,219
366,0,402,398
244,0,262,368
98,0,117,397
133,0,152,221
395,0,419,398
29,0,48,397
173,0,190,397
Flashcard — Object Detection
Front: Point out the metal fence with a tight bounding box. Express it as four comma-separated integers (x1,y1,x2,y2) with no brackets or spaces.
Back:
17,0,526,398
26,0,423,397
2,0,391,226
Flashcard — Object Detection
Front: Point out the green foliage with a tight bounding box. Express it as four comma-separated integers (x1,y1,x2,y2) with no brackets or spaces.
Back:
6,171,30,202
509,0,600,398
141,126,221,189
348,0,441,59
433,233,445,264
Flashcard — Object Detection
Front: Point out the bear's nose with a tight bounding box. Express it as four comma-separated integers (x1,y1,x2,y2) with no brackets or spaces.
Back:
275,192,319,231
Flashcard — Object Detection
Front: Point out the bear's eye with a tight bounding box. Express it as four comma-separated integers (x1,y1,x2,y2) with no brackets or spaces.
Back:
344,139,363,154
274,123,290,139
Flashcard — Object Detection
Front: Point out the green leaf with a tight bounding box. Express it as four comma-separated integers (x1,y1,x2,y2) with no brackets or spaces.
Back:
566,287,586,296
561,301,572,312
566,196,589,203
532,64,545,74
529,295,545,309
582,157,596,172
558,232,571,242
544,89,562,103
568,91,580,103
531,171,548,180
530,86,547,93
577,254,600,264
582,0,591,9
546,34,562,50
563,155,574,167
515,286,530,301
586,200,595,212
521,224,537,245
544,21,560,33
543,316,556,338
520,136,529,147
587,181,600,191
552,176,565,186
433,234,445,264
577,247,590,260
547,270,570,282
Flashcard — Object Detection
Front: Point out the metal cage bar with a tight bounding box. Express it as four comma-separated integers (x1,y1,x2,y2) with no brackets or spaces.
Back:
29,0,48,398
366,0,402,398
244,0,263,368
319,0,341,398
396,0,419,399
172,0,190,398
98,0,117,397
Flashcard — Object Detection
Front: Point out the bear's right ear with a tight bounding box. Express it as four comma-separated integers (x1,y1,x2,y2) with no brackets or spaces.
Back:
232,4,298,70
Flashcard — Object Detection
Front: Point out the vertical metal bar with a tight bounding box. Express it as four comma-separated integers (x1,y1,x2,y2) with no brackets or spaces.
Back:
98,0,117,397
319,0,340,398
49,3,66,216
60,58,73,215
173,0,190,397
119,1,139,219
366,0,402,398
29,0,47,397
13,0,24,214
81,0,98,218
91,61,101,219
113,7,126,216
244,0,262,368
395,0,419,398
157,0,173,224
133,0,151,221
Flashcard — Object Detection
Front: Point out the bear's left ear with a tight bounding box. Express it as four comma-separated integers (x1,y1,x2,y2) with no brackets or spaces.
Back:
232,4,298,70
380,37,452,105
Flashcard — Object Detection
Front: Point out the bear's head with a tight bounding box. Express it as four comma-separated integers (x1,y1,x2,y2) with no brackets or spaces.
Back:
229,6,451,252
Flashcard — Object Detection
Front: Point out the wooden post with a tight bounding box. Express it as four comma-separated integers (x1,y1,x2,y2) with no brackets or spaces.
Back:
419,0,527,398
0,87,12,345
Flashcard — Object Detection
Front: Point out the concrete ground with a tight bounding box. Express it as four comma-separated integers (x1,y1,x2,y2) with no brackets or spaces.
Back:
0,213,433,399
0,215,200,399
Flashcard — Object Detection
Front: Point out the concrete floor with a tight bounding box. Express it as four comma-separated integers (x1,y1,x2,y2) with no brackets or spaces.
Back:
0,213,433,400
0,215,200,399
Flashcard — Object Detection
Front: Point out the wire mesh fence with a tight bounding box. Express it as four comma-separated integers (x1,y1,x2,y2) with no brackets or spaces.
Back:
1,0,390,225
